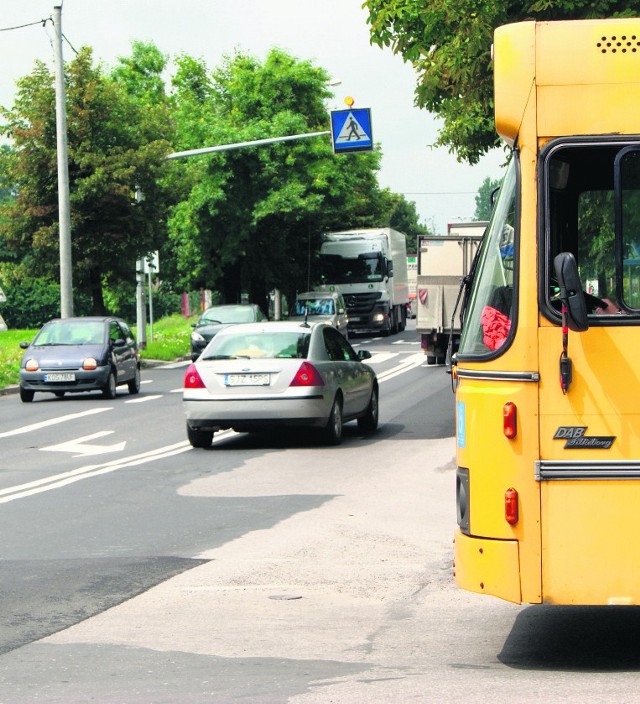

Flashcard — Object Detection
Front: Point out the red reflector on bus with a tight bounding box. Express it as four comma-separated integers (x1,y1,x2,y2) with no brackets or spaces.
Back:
503,402,517,438
505,487,519,525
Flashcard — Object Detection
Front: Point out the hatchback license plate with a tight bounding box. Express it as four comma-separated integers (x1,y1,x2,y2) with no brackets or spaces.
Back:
225,373,270,387
44,373,76,382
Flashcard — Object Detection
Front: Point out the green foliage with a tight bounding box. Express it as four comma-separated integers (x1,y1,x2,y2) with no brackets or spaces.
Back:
136,313,194,361
0,276,92,328
0,41,427,318
167,47,405,306
0,328,37,389
474,177,502,221
0,45,175,315
364,0,640,163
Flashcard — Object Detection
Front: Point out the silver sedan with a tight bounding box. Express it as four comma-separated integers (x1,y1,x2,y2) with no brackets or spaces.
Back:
182,321,378,447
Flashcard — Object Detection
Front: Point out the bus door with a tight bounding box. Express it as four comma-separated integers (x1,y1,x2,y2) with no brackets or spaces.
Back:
538,139,640,605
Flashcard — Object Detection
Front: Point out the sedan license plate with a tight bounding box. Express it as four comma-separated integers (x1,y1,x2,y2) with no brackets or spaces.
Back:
225,373,270,387
44,372,76,382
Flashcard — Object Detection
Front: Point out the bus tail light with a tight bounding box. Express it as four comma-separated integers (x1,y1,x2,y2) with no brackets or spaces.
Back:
503,402,517,438
505,487,519,525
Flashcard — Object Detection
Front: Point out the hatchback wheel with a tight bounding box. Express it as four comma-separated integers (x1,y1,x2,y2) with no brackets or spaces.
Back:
102,371,117,399
128,366,141,394
357,385,379,434
20,387,34,403
187,423,214,448
322,395,343,446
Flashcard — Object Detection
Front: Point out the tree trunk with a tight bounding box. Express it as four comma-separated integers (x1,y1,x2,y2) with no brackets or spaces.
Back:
89,267,106,315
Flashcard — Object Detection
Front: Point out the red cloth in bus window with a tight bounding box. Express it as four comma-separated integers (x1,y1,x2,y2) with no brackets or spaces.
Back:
481,305,511,350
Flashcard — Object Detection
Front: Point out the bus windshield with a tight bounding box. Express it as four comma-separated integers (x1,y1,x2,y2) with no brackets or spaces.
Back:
458,158,517,356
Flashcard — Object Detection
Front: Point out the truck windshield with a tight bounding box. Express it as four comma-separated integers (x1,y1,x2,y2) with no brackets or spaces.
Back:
320,253,384,284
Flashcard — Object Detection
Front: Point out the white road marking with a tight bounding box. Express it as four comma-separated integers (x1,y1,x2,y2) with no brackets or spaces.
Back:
0,407,111,438
377,353,428,382
0,430,237,504
366,352,398,365
125,394,163,403
41,431,127,457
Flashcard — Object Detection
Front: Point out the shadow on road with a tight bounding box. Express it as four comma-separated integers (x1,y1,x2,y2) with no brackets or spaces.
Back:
499,605,640,671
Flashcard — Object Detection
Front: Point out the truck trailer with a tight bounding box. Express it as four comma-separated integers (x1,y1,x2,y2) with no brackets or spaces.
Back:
318,228,409,336
415,221,486,364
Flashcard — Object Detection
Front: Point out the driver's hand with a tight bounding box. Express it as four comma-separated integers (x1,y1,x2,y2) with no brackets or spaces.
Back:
595,297,621,314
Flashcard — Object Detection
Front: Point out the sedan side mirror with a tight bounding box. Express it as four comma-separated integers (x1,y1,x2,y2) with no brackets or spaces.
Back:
553,252,589,332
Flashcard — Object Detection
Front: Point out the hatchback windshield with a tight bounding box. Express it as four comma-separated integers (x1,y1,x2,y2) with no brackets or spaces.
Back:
33,321,105,346
203,331,311,360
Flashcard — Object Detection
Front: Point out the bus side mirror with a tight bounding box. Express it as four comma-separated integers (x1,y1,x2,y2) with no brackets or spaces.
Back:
553,252,589,332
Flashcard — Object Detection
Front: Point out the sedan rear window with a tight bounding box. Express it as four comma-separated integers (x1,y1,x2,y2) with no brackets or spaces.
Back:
202,332,311,360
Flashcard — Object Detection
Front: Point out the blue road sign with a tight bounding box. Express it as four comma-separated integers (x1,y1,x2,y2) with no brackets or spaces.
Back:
330,108,373,154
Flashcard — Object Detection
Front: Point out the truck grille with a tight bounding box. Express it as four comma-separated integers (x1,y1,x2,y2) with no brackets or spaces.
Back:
344,292,382,315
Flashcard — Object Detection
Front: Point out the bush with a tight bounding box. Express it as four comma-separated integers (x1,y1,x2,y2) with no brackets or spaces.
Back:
0,278,92,328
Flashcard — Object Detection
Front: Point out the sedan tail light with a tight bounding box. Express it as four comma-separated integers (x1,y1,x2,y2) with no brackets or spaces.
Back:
290,362,324,387
184,363,206,389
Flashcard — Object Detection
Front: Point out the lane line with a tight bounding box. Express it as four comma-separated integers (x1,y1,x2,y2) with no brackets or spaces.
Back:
0,407,111,438
125,395,163,404
0,431,237,504
377,353,427,382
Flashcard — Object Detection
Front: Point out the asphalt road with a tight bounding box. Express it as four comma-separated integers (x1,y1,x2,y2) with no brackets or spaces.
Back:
2,323,639,703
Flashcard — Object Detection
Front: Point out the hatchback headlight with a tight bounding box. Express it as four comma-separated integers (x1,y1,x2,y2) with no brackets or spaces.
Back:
82,357,98,370
25,358,39,372
191,331,205,343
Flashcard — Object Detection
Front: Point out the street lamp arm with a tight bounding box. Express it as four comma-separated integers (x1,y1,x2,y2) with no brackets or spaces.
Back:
166,131,331,160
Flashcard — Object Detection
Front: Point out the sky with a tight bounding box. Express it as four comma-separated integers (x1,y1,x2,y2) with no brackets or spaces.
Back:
0,0,506,236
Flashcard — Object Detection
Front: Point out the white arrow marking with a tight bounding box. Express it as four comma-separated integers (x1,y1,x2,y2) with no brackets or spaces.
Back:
41,431,126,457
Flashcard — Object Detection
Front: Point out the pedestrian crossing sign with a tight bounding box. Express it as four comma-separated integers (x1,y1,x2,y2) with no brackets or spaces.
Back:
330,108,373,154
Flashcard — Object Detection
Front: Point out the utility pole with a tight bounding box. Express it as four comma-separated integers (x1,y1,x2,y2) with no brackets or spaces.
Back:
135,188,147,349
53,5,73,317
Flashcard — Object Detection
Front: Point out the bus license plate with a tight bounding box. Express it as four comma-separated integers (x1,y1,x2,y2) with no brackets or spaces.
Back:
225,373,270,387
44,373,76,382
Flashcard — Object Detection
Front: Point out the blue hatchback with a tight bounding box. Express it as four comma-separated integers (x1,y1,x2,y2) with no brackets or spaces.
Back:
18,316,140,402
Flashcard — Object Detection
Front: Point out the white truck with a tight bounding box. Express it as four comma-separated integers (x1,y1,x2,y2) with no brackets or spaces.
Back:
416,221,486,364
318,228,409,336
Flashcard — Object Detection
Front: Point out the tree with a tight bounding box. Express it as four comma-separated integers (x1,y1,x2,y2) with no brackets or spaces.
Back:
474,177,502,221
377,189,430,253
167,48,402,306
364,0,640,164
0,46,174,315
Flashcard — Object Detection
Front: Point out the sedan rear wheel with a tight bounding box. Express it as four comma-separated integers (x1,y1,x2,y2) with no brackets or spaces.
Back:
20,387,34,403
102,370,117,399
357,385,379,434
322,395,343,446
187,423,214,449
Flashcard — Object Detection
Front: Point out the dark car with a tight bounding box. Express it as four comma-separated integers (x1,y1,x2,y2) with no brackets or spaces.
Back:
190,304,268,361
18,316,140,403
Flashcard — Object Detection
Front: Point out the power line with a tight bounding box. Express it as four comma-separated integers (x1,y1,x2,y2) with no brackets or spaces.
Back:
0,18,51,32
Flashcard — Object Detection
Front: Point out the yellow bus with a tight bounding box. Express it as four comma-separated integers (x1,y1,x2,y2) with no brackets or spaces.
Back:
453,18,640,605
